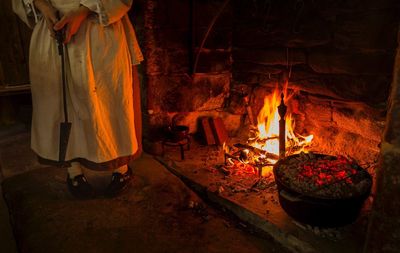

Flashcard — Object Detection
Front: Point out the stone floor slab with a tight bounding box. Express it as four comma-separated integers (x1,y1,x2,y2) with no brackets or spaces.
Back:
2,152,288,253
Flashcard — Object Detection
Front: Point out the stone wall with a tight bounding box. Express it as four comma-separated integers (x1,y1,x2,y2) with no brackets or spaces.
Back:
143,0,235,140
230,0,399,164
364,35,400,253
232,0,399,104
142,0,399,165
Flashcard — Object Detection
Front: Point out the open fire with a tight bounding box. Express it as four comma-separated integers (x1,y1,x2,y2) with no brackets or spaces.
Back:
220,85,373,227
224,84,314,176
249,85,314,160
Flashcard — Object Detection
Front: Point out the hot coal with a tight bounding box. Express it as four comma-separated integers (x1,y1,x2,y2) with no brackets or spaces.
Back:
275,152,372,199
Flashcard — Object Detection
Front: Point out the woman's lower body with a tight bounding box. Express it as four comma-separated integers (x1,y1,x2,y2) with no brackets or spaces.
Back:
29,14,140,197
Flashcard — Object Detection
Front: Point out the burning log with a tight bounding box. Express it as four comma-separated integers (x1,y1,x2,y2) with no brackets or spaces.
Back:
224,152,238,164
222,87,314,178
215,165,231,176
247,134,278,142
233,143,279,160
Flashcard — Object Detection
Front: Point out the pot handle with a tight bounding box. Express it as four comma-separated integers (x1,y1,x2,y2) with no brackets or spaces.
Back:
279,190,302,202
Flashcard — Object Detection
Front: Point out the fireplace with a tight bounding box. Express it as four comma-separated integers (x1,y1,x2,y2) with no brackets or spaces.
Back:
142,0,396,166
139,0,400,252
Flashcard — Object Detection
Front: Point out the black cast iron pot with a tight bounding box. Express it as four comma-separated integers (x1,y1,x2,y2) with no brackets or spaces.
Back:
273,153,372,227
166,125,189,142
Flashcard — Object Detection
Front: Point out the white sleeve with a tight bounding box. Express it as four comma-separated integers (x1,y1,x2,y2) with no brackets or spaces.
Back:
23,0,40,22
80,0,132,26
12,0,41,28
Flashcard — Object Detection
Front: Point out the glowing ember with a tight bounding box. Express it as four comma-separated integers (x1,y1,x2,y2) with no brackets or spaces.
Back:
298,155,358,186
248,85,313,164
274,153,372,199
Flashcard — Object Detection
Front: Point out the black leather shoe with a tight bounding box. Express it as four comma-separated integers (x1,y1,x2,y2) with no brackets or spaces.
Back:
66,174,95,199
105,166,133,197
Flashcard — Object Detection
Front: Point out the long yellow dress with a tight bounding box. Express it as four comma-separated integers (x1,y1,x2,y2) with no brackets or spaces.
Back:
12,0,144,170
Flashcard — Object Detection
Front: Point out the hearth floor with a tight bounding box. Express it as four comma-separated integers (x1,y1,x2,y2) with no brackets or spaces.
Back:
0,132,288,253
157,140,372,253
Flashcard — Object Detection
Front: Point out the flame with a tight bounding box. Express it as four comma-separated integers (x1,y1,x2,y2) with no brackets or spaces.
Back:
249,85,313,163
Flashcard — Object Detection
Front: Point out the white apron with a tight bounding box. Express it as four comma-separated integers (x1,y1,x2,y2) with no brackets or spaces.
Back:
12,0,144,170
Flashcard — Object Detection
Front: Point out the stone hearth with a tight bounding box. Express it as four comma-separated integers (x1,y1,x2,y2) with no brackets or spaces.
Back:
156,141,372,253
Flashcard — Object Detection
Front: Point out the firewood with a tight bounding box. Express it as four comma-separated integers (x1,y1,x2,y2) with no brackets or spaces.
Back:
200,117,216,145
233,143,279,160
216,165,231,176
209,117,229,145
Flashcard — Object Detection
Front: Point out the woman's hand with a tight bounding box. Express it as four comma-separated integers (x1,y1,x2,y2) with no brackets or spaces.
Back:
33,0,58,37
54,6,91,44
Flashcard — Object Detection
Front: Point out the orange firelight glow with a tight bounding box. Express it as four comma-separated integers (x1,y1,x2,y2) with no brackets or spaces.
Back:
248,84,313,164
